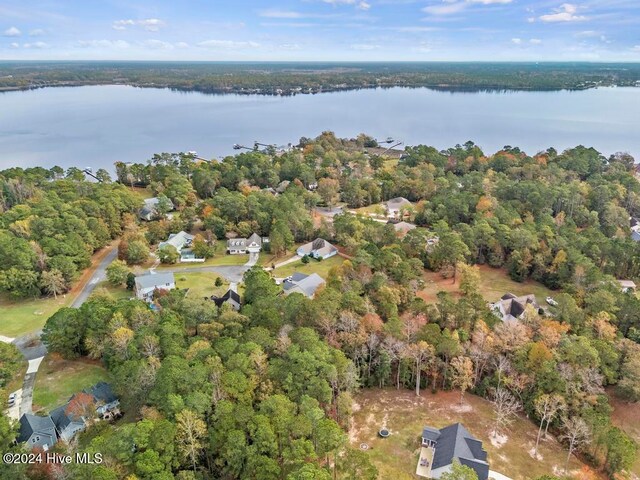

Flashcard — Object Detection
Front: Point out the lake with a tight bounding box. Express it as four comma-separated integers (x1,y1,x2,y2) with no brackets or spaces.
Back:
2,85,640,171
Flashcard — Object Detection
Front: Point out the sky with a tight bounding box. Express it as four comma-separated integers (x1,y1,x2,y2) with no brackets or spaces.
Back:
1,0,640,62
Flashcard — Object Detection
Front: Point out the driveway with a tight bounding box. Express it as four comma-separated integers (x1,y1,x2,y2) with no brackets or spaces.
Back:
245,252,259,267
8,245,119,417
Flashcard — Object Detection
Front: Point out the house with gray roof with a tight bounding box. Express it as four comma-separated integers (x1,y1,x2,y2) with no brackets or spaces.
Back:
17,414,57,451
227,233,268,255
134,272,176,302
417,423,489,480
296,238,338,260
158,231,202,262
211,289,241,311
490,293,540,323
385,197,413,219
51,401,88,443
83,382,120,417
139,197,174,221
282,272,326,298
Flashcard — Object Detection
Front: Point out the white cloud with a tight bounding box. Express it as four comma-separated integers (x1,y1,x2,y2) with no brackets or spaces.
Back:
422,0,511,16
77,39,130,49
9,42,19,48
197,39,261,49
138,18,165,31
539,4,587,23
530,38,542,44
143,39,173,49
112,19,135,30
23,41,48,48
175,42,189,48
3,26,21,37
527,17,535,23
112,18,165,32
351,43,380,50
511,38,522,44
321,0,372,9
279,43,302,50
260,10,305,18
423,2,466,15
632,45,640,52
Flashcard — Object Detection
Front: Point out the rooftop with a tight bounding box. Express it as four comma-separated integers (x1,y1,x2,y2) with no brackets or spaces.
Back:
135,272,175,291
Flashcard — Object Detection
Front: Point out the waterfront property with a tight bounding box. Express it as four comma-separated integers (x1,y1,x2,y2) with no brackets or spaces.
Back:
134,272,176,301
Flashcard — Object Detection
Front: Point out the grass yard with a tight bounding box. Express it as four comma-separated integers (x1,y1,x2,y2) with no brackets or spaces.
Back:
609,390,640,476
32,354,111,413
418,265,557,304
350,389,601,480
90,281,134,301
0,294,70,338
258,244,304,268
271,255,344,279
156,241,249,268
175,272,230,299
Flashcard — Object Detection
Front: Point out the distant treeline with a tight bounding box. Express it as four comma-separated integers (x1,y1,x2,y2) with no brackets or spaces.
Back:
1,61,640,94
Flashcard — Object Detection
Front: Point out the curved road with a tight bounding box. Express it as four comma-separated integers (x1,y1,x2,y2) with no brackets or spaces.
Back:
9,246,120,418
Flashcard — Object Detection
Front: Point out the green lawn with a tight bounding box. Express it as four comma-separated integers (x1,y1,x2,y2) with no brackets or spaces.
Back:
32,355,112,413
90,282,134,301
156,241,249,268
0,294,71,338
258,244,304,268
271,255,344,279
351,388,595,480
175,272,230,299
419,265,556,304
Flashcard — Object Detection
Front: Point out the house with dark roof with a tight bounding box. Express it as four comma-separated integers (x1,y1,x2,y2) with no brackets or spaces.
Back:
227,233,268,255
296,238,338,260
417,423,489,480
134,272,176,302
17,414,57,451
490,293,540,322
282,272,326,298
139,197,174,221
211,289,241,311
83,382,120,418
51,396,91,443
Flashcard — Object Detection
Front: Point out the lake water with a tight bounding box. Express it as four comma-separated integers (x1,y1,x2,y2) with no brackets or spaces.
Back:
2,85,640,171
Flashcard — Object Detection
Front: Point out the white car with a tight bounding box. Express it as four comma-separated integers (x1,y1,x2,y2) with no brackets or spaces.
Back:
546,296,558,307
8,393,16,405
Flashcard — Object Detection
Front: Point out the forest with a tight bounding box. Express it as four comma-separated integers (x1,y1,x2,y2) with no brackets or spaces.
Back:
2,61,640,95
1,133,640,479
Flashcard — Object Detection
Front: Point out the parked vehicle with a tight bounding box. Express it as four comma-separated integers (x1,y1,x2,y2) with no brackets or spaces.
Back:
546,296,558,307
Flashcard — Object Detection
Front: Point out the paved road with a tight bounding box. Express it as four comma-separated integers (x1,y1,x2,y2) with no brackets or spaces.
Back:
9,245,119,417
72,247,119,308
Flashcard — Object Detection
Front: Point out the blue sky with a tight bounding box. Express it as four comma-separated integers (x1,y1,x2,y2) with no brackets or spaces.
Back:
1,0,640,61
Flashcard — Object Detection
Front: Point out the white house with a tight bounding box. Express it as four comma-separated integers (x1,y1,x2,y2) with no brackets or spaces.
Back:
134,272,176,301
296,238,338,260
227,233,268,255
158,231,203,262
